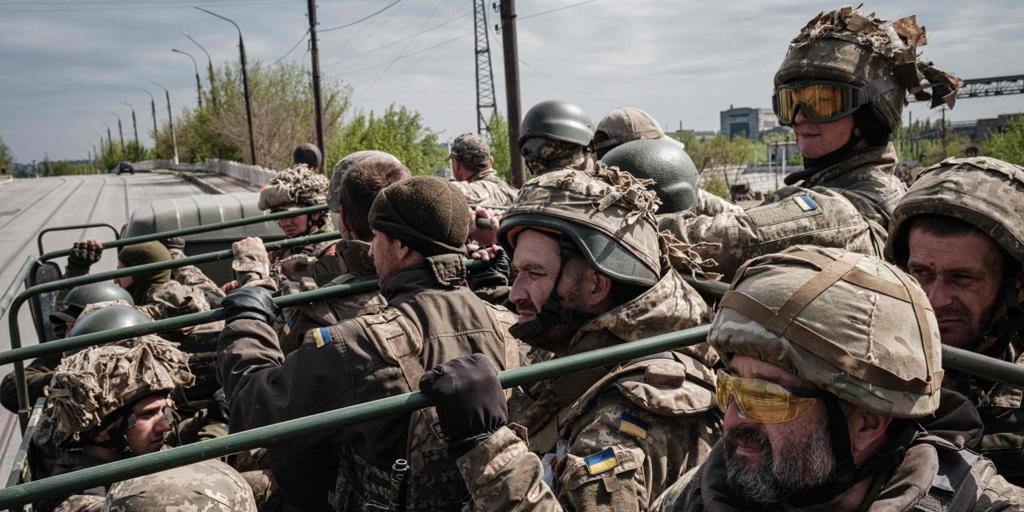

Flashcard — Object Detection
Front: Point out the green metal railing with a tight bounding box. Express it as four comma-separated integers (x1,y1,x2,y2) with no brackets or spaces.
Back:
37,224,120,256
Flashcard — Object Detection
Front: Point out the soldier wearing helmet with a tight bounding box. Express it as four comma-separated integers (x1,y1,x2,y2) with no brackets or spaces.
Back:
292,142,323,169
660,6,959,280
35,338,197,511
595,107,743,217
601,138,701,215
448,132,518,207
114,242,217,334
650,246,1024,511
256,163,335,264
419,166,719,510
518,100,596,176
886,156,1024,485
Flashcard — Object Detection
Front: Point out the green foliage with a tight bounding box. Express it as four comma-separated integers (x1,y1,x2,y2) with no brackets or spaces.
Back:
329,104,447,176
0,134,12,175
701,174,731,200
487,111,511,180
682,133,760,172
982,114,1024,166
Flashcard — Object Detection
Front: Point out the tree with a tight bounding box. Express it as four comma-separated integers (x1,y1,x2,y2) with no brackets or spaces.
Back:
0,134,12,175
982,115,1024,166
487,112,511,180
329,104,447,176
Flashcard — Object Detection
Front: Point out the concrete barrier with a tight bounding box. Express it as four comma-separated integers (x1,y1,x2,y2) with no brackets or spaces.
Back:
205,159,278,187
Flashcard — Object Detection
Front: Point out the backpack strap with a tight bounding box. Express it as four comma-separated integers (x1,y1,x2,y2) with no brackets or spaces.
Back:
914,448,991,512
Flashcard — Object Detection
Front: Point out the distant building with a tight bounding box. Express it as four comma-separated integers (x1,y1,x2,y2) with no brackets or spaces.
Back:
721,106,779,139
976,114,1022,140
666,129,717,143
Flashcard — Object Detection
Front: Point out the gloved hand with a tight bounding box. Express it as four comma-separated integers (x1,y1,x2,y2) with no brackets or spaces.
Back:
420,354,508,458
222,286,279,325
162,236,186,251
67,240,103,271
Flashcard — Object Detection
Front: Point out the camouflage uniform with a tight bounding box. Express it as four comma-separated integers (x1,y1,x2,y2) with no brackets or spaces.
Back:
886,156,1024,485
651,245,1024,511
167,244,226,308
103,458,257,512
448,133,518,207
258,164,336,264
457,167,719,511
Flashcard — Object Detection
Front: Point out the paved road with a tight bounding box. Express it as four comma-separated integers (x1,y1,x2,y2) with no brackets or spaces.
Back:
0,172,203,475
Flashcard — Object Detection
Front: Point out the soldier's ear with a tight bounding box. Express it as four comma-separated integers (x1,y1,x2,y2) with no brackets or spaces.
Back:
846,406,893,464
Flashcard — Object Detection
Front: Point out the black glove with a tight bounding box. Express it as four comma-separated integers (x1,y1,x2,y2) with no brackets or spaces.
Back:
162,236,186,251
68,240,102,271
222,286,279,325
420,354,508,458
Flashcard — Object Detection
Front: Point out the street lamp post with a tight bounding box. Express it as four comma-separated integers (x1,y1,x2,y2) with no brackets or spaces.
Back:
102,124,113,154
171,48,204,108
183,30,217,108
120,102,140,158
151,81,180,165
196,7,257,166
140,88,160,154
111,112,126,155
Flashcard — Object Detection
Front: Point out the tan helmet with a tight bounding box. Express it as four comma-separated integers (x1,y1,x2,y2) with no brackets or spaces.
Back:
710,245,942,418
326,150,403,211
258,164,329,212
45,337,194,438
885,156,1024,267
774,6,958,133
497,164,662,286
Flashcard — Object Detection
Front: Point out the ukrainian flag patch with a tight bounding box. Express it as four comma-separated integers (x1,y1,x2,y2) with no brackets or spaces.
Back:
618,412,650,440
283,318,295,336
792,194,818,212
313,327,332,348
585,448,619,475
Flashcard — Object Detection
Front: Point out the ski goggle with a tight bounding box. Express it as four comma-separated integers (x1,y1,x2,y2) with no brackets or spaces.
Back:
772,81,867,126
715,369,826,424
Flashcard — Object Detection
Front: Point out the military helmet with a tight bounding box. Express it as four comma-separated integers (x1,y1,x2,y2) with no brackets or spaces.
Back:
710,245,942,418
774,7,958,132
326,150,403,211
63,282,134,314
104,459,257,512
258,164,329,212
518,100,594,147
68,304,151,338
601,138,699,214
886,156,1024,267
497,165,662,286
292,142,323,168
594,107,667,155
46,337,194,437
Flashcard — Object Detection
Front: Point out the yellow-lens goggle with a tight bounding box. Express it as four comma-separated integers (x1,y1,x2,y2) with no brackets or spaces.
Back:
772,81,865,126
715,369,825,424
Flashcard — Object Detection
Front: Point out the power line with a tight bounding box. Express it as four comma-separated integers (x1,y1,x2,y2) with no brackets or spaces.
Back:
322,8,471,68
343,32,470,76
520,0,601,20
273,29,310,65
0,0,289,13
319,0,403,33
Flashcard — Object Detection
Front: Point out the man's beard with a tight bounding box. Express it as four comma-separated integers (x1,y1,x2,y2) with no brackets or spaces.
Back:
724,424,836,504
934,302,987,349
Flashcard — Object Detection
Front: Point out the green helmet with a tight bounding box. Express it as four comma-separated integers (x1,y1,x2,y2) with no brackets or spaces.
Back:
711,245,942,419
886,156,1024,267
63,282,134,313
292,143,323,168
600,138,699,214
774,6,959,133
518,100,594,147
497,165,662,287
258,164,329,212
68,304,151,338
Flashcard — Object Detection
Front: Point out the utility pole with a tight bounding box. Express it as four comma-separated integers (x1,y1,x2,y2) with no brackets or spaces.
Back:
121,102,140,158
141,88,160,154
172,48,204,108
940,107,948,157
184,31,217,108
473,0,498,136
112,112,126,155
152,81,180,164
104,124,113,153
499,0,523,187
197,7,257,166
306,0,326,172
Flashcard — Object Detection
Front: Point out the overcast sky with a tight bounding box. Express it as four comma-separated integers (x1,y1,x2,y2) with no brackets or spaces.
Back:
1,0,1022,162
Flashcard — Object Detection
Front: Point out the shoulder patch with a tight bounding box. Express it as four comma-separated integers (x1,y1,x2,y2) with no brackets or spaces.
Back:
617,412,650,440
283,318,295,336
585,448,619,475
312,327,332,348
747,192,823,227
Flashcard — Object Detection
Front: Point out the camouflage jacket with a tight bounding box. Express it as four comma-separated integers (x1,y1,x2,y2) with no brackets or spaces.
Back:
651,390,1024,512
660,144,905,280
37,451,107,512
103,458,257,511
449,168,519,207
137,280,223,336
217,254,522,512
268,221,337,264
168,247,226,308
691,189,744,217
460,269,720,511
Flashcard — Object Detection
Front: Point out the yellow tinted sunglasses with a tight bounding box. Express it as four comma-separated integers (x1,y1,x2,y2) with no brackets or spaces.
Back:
715,369,825,424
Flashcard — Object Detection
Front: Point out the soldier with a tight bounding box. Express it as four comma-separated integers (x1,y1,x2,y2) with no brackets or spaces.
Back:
256,164,335,264
447,132,518,207
421,165,718,510
885,156,1024,485
648,246,1024,511
518,100,595,176
162,235,226,308
659,6,959,279
292,142,323,169
217,176,522,511
601,138,700,214
103,458,257,512
114,241,213,324
594,107,742,217
34,337,199,511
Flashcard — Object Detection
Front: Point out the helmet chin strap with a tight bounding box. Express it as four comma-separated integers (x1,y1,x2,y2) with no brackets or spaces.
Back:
508,237,593,350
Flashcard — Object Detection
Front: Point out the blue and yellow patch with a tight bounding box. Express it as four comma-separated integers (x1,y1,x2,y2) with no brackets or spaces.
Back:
792,194,818,212
283,318,295,336
585,448,619,475
618,412,650,440
313,327,332,348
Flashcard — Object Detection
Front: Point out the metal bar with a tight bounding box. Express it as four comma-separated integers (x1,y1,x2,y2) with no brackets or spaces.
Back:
0,325,711,508
0,257,36,322
37,205,329,263
681,275,728,298
36,224,120,256
0,257,40,431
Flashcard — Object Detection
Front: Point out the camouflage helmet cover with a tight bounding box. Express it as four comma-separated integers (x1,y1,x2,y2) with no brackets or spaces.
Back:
594,107,666,152
600,138,699,214
326,150,403,211
497,165,662,286
775,6,959,132
46,337,194,436
710,245,942,418
258,164,329,211
449,132,492,167
885,156,1024,266
104,459,257,512
518,100,595,147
